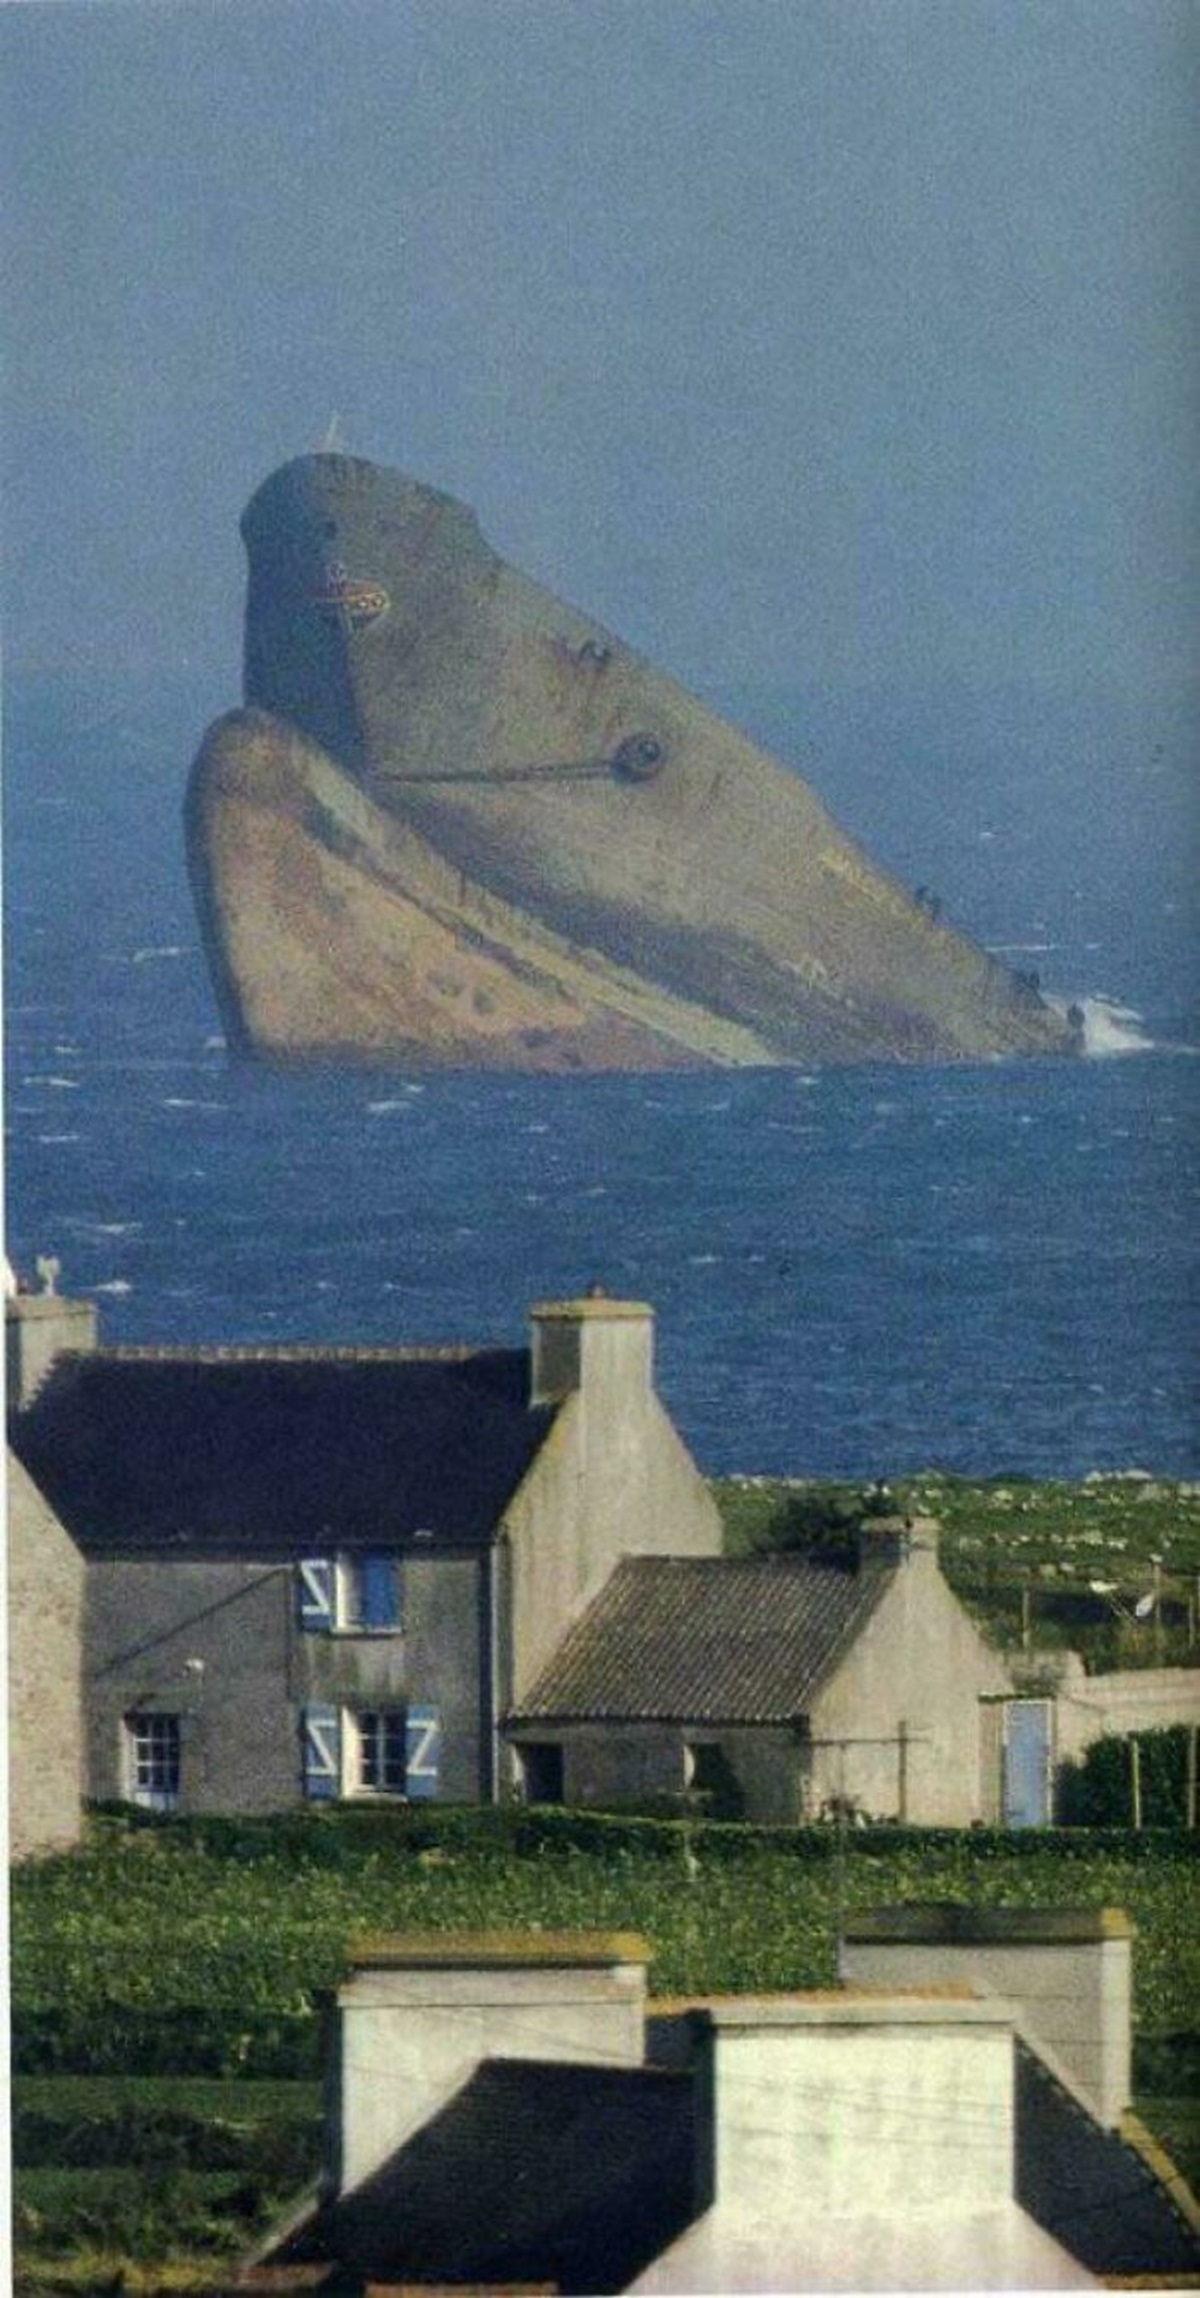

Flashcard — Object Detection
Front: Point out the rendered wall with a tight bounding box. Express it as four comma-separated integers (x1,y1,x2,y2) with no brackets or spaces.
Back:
84,1548,484,1810
7,1453,86,1858
840,1910,1133,2128
806,1529,1013,1824
633,1996,1094,2293
333,1935,650,2194
504,1305,722,1705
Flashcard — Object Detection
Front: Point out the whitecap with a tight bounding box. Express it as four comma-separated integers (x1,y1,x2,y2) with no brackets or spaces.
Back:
367,1100,407,1115
1053,994,1154,1057
25,1074,80,1090
132,945,187,964
93,1279,133,1296
36,1132,81,1144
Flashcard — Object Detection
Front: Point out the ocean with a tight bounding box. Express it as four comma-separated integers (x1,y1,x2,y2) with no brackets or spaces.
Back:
4,690,1197,1481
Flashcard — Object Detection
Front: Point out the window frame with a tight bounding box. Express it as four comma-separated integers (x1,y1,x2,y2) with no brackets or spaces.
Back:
125,1710,182,1812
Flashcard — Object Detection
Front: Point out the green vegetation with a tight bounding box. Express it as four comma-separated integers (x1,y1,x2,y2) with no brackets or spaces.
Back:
11,1807,1198,2291
714,1472,1200,1669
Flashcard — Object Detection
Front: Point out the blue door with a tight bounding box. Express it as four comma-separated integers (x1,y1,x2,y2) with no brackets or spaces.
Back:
1002,1700,1053,1827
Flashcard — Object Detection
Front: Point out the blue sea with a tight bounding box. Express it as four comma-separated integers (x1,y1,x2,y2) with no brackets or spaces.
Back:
4,686,1197,1480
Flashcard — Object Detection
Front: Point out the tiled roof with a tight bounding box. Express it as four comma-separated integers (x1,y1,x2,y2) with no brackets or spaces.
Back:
513,1551,896,1724
9,1345,553,1553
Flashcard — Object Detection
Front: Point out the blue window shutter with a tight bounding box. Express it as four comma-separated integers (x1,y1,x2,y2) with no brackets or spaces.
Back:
361,1554,401,1631
405,1706,441,1801
302,1704,341,1800
298,1559,334,1633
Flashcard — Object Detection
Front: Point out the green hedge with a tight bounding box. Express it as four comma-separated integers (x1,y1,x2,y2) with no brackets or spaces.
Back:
83,1799,1199,1865
13,2087,322,2179
12,2166,275,2257
12,2006,323,2080
1059,1728,1197,1829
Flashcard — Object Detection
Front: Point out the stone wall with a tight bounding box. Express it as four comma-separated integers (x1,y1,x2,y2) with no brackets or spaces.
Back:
84,1548,484,1811
7,1452,86,1858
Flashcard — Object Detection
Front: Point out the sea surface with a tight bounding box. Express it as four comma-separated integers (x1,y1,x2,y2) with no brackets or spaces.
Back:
4,691,1197,1480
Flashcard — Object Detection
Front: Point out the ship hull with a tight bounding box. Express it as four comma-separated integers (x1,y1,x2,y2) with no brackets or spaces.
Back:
186,454,1078,1070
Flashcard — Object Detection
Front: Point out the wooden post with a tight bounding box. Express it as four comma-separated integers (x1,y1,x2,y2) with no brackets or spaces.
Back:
898,1720,909,1824
1021,1586,1032,1651
1130,1736,1143,1831
1187,1727,1197,1831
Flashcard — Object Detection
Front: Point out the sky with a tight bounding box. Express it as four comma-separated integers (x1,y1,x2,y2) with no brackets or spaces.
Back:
2,0,1195,710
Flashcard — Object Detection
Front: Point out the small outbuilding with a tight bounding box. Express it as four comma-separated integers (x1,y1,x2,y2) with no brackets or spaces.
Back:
508,1518,1014,1825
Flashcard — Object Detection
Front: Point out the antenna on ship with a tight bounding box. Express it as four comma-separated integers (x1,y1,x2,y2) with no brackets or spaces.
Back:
318,411,346,453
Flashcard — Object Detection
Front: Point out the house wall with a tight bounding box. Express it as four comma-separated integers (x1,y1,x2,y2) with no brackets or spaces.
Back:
509,1719,804,1823
7,1453,86,1858
504,1312,722,1707
807,1528,1012,1824
84,1548,485,1810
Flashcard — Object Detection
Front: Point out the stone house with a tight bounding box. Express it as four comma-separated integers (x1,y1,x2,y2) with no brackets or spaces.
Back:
5,1450,87,1858
13,1272,1183,1835
7,1286,721,1817
509,1521,1015,1823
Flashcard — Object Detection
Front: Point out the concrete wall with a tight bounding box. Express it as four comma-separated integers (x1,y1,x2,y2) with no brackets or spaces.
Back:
7,1453,86,1858
6,1292,98,1409
333,1933,650,2194
840,1907,1133,2128
806,1524,1013,1824
84,1548,485,1810
1056,1666,1200,1763
504,1301,722,1706
633,1995,1094,2292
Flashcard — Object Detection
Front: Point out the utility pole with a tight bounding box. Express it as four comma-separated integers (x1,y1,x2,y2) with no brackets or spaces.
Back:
1130,1737,1143,1831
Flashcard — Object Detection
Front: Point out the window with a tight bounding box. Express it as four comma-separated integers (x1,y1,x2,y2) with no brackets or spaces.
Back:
301,1703,441,1801
127,1712,181,1812
354,1710,407,1794
297,1553,401,1634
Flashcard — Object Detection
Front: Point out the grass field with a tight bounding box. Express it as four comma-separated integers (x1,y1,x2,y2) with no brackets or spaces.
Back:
11,1806,1199,2290
714,1471,1200,1668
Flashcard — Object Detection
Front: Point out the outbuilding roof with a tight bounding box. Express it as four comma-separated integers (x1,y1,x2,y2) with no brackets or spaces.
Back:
9,1345,554,1553
512,1549,896,1725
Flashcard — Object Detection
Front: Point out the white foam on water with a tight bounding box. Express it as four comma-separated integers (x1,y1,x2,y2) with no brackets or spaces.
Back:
93,1279,133,1296
1054,994,1155,1056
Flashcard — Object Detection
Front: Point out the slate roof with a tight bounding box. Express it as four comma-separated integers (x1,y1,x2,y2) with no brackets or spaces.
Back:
8,1345,555,1554
273,2057,697,2293
513,1550,896,1724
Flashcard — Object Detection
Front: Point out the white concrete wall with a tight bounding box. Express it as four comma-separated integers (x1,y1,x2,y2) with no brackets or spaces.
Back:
807,1526,1013,1825
1057,1667,1200,1763
334,1936,649,2194
6,1453,86,1858
840,1918,1133,2127
505,1301,722,1703
632,1995,1095,2292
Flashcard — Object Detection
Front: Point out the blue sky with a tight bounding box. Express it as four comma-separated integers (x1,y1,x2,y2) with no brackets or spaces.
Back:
2,0,1195,721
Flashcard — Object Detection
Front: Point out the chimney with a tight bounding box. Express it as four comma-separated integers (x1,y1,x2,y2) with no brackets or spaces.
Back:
839,1905,1133,2127
855,1511,940,1570
6,1266,99,1412
329,1930,650,2197
528,1289,655,1409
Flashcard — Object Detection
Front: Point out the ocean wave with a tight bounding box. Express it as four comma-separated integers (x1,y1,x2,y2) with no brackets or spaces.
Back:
1051,994,1155,1057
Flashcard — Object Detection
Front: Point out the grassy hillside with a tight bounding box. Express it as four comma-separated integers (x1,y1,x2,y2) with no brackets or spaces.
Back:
714,1472,1200,1670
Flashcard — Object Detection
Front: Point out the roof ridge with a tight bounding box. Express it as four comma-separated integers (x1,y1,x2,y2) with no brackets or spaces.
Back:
93,1342,526,1365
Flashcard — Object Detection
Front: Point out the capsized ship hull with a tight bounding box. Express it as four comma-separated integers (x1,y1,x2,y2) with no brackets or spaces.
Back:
186,453,1079,1069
